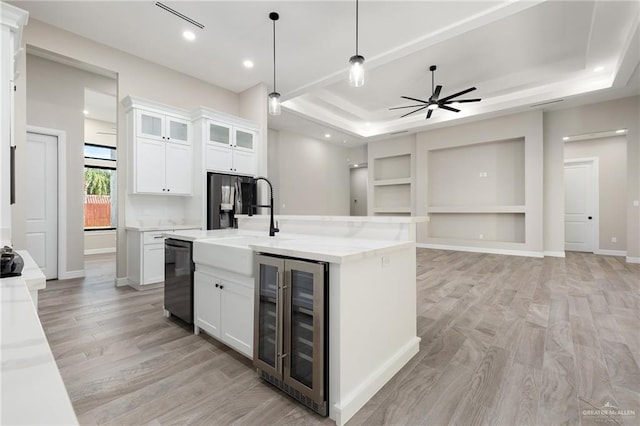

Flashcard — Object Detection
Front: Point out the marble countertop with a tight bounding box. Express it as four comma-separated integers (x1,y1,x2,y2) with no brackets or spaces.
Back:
236,214,429,223
125,224,201,232
249,237,413,264
0,253,78,425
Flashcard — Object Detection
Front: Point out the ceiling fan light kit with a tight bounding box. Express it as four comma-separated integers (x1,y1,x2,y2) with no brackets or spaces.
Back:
390,65,481,119
349,0,365,87
268,12,281,116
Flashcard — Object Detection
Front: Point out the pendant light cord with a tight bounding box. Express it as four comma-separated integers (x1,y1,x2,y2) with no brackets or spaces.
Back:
355,0,359,55
272,18,277,92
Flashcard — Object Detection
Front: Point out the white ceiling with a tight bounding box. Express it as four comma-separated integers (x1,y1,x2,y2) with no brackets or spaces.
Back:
13,1,640,146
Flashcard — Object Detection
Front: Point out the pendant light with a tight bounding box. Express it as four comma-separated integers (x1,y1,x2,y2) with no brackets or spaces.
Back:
268,12,281,115
348,0,365,87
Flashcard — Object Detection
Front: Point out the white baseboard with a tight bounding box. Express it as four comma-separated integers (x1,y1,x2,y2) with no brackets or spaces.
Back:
331,337,420,426
57,269,85,280
84,248,116,255
115,277,130,287
416,243,544,258
595,249,627,257
544,251,566,258
626,256,640,264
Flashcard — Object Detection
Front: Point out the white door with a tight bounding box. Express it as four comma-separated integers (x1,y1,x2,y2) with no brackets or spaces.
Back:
26,132,58,279
564,160,596,252
220,280,253,357
350,167,368,216
165,143,191,194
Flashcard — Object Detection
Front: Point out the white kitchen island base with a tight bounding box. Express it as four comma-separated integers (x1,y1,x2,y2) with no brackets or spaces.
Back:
326,243,418,425
167,215,426,425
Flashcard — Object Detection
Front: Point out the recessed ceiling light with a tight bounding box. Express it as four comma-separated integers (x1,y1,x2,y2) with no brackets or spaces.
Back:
427,104,439,110
593,66,604,72
324,133,331,138
183,30,196,41
615,129,626,134
563,136,570,141
365,122,371,126
243,60,254,69
342,140,347,144
354,164,359,168
83,110,89,115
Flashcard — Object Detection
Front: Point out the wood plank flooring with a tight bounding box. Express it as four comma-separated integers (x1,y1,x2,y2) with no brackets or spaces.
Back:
38,251,640,425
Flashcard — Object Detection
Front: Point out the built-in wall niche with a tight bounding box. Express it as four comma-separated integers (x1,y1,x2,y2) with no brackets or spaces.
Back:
373,184,411,214
374,154,411,182
428,212,525,243
428,137,525,209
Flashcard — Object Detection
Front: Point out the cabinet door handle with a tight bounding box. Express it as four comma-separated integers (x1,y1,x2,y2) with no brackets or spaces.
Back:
219,285,224,290
154,236,164,239
215,283,219,288
162,188,166,191
167,188,170,192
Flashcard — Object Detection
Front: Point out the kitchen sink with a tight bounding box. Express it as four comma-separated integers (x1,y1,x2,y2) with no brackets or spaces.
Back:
193,235,289,276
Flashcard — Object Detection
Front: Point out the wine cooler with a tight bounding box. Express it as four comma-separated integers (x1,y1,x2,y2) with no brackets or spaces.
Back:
253,254,329,416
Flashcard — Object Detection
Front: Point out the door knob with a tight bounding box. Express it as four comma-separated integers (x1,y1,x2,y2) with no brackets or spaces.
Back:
588,216,593,220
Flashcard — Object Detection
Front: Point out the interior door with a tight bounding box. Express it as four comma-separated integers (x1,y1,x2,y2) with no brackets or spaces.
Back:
350,166,368,216
25,132,58,279
564,160,596,252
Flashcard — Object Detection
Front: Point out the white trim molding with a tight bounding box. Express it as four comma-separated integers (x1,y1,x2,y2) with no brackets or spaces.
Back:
594,249,626,257
58,269,85,280
115,277,130,287
544,250,566,258
626,256,640,264
84,248,116,255
417,243,544,258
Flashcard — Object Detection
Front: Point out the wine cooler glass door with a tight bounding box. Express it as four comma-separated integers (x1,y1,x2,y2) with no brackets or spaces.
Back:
283,259,325,403
253,257,284,376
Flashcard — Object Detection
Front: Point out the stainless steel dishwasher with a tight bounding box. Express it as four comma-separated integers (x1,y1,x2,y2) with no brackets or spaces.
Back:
164,238,194,325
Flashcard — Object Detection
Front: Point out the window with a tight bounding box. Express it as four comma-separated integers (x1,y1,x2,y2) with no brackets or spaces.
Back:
84,143,117,230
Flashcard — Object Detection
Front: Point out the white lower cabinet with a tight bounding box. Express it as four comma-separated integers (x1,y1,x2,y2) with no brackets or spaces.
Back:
194,269,254,358
127,230,167,288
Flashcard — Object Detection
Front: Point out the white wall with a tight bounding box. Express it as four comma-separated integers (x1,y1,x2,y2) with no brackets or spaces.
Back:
13,19,248,280
84,230,116,254
565,136,627,252
416,111,544,255
22,53,116,275
268,128,350,216
85,118,116,147
348,145,367,166
544,96,640,260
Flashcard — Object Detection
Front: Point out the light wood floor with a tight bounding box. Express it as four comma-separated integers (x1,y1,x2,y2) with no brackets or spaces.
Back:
38,250,640,425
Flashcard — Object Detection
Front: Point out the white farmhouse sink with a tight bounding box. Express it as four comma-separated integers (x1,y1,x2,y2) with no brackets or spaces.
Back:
193,235,284,276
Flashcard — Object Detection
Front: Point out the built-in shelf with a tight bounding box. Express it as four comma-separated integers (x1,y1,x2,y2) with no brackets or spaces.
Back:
428,205,526,214
373,178,412,186
374,154,411,181
373,207,411,214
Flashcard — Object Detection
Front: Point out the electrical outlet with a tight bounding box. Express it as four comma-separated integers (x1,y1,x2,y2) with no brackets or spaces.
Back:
479,234,484,240
282,203,286,209
611,237,617,243
634,200,640,207
381,256,391,268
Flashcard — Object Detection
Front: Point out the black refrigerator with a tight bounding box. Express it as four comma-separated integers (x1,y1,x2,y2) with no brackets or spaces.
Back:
207,172,257,230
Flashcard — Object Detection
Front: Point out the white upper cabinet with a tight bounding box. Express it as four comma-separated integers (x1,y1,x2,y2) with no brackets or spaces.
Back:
193,108,260,177
123,96,193,196
136,110,190,144
205,120,256,175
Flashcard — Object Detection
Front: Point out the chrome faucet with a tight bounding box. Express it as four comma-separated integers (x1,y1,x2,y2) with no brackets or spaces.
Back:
248,176,279,237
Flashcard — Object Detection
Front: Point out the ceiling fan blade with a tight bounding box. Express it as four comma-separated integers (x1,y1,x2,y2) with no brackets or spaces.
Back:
444,98,481,104
389,104,428,110
426,109,433,119
439,104,461,113
431,85,442,101
401,95,429,104
439,87,477,103
401,105,428,118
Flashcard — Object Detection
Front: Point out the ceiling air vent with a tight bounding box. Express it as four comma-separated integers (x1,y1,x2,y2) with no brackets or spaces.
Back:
155,2,204,29
529,99,564,108
389,130,409,136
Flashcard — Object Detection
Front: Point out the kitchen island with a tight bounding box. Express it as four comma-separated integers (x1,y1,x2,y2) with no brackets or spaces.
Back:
165,215,426,425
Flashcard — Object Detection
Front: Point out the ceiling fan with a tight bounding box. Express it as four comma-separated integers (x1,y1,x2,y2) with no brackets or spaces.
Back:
390,65,481,119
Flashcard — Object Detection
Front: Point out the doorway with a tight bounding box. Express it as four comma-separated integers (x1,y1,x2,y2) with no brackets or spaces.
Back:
350,166,368,216
564,158,598,253
25,130,61,279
